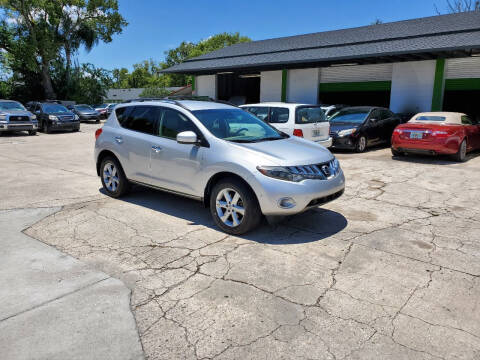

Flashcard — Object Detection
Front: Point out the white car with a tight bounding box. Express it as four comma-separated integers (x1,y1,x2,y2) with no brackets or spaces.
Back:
241,103,332,148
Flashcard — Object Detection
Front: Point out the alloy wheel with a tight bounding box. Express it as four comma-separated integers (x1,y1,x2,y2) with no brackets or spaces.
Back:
103,162,120,192
357,136,366,152
460,140,467,160
215,188,245,227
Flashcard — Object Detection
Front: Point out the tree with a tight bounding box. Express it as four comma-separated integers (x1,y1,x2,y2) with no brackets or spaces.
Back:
163,32,251,86
435,0,480,13
139,86,171,98
0,0,127,99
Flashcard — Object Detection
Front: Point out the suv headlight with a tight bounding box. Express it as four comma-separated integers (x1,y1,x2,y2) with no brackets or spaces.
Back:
49,115,58,121
0,114,6,121
74,114,79,121
257,166,305,182
338,128,356,137
31,114,37,120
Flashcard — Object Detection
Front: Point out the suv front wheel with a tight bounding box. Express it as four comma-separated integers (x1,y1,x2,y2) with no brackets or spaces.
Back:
210,178,262,235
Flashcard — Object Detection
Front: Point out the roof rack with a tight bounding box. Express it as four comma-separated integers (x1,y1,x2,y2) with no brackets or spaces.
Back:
121,96,238,111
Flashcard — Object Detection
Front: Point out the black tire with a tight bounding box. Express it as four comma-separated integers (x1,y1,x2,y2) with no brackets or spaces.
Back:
28,130,37,136
95,119,100,123
209,177,262,235
391,148,404,157
44,123,51,134
452,139,467,162
355,135,367,153
100,156,130,198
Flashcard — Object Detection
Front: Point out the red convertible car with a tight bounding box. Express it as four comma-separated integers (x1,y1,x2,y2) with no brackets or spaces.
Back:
391,112,480,162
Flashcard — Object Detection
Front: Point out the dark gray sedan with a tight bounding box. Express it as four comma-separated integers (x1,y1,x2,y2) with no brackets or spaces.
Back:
69,104,100,123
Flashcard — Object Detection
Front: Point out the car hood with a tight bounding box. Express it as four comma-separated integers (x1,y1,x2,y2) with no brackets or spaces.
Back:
0,110,32,117
329,123,361,133
231,137,334,166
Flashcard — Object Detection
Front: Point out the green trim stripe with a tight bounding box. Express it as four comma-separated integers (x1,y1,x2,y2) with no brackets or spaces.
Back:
431,59,445,111
191,76,195,91
318,81,391,92
281,70,287,102
445,78,480,91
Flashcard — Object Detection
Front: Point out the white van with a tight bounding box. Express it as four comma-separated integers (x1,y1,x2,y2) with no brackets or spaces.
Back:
241,103,332,148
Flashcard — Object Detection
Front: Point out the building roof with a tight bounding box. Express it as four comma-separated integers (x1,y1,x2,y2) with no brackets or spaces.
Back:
163,12,480,75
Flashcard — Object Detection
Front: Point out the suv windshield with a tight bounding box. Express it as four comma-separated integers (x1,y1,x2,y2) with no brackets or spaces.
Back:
192,108,287,143
329,109,370,124
296,106,327,124
0,101,26,111
75,105,94,111
43,104,69,113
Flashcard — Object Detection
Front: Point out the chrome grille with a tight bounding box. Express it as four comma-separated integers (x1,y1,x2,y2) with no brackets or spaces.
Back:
59,115,74,121
287,159,338,180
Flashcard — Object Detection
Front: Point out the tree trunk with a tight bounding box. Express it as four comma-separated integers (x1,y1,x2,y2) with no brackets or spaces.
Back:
41,58,56,100
65,45,72,85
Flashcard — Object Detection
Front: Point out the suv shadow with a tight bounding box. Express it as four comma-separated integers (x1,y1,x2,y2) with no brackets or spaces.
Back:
100,186,348,245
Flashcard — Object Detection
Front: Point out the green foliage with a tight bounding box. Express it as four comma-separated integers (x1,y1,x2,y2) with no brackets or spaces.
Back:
139,86,171,98
111,32,251,89
0,0,127,100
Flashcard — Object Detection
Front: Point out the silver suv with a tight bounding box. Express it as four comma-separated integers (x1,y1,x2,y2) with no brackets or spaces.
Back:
94,100,345,234
0,100,38,135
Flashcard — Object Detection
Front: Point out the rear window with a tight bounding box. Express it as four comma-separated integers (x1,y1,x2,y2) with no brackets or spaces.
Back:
296,106,327,124
414,116,446,122
269,107,289,124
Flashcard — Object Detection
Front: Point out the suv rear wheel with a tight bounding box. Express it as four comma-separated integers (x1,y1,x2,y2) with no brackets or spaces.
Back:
210,178,262,235
100,157,129,198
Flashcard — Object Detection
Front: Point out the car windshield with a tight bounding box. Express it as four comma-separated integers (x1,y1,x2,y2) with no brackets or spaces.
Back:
329,109,370,124
192,108,287,143
412,115,446,122
43,104,69,113
0,101,26,111
296,106,327,124
94,104,106,108
75,105,94,111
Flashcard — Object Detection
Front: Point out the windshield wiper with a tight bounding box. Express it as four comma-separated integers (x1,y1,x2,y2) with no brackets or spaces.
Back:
252,136,284,142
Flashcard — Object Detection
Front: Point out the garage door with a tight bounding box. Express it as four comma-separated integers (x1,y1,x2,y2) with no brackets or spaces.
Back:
443,57,480,122
318,64,393,107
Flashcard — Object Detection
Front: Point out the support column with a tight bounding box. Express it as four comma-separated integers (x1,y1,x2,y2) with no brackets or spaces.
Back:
431,59,446,111
195,75,216,99
281,70,287,102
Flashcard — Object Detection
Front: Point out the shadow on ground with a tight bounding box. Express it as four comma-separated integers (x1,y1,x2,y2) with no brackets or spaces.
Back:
391,149,480,165
101,186,348,245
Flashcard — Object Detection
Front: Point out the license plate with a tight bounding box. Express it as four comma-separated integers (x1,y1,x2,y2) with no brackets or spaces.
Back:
312,129,321,137
409,131,423,139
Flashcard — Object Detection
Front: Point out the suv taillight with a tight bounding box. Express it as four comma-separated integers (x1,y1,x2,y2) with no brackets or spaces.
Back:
293,129,303,137
95,128,102,140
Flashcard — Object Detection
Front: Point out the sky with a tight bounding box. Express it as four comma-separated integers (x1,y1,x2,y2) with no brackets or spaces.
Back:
77,0,445,71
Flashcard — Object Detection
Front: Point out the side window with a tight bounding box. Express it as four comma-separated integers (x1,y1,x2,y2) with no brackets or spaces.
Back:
269,107,289,123
121,106,158,135
115,107,128,124
461,115,473,125
247,107,269,122
369,110,380,122
159,108,197,139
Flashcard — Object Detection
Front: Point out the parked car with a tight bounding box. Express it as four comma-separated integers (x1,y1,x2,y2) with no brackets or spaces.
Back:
94,103,114,119
0,100,38,135
27,102,80,133
329,106,401,152
105,103,117,117
391,112,480,162
69,104,101,123
94,100,345,234
240,103,332,148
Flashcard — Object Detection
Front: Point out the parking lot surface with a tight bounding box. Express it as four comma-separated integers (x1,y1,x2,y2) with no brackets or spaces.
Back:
1,124,480,359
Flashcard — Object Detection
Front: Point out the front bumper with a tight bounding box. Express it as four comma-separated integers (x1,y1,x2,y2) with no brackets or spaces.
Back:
330,135,356,149
79,115,99,122
251,168,346,215
49,121,80,131
0,122,38,132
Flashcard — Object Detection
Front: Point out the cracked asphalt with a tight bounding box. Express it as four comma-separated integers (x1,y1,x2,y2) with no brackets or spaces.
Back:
1,123,480,360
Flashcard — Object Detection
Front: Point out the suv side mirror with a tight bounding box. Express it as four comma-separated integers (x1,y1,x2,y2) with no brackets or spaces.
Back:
177,131,198,145
370,118,378,123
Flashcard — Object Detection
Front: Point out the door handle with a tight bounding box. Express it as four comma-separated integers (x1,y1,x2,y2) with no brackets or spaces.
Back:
151,145,162,153
114,136,123,144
